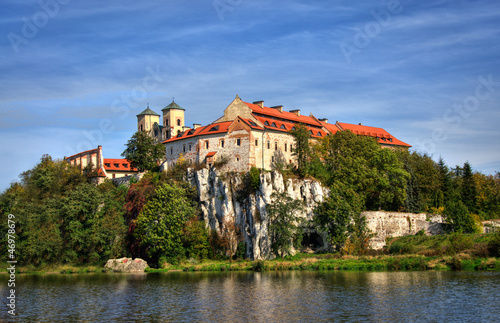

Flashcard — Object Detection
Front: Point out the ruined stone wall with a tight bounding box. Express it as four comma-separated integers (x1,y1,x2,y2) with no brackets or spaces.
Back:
363,211,446,249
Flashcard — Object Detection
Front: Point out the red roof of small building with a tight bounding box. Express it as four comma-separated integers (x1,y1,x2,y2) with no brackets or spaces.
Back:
103,159,138,172
206,152,217,158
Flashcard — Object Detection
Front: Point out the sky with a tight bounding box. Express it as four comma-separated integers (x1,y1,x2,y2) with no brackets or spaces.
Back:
1,0,500,191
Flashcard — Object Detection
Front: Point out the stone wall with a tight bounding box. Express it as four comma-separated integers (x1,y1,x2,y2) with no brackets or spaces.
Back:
363,211,446,250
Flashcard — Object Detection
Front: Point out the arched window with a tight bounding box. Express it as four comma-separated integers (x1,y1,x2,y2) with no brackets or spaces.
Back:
177,119,181,126
140,125,143,131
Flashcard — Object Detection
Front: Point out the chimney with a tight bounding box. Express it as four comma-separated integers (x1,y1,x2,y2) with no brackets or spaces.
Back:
290,109,300,116
193,123,202,129
253,100,264,108
182,126,191,132
271,105,283,113
319,118,328,124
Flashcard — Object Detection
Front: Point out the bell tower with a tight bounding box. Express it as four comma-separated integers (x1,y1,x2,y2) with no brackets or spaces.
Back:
136,104,160,134
162,99,185,139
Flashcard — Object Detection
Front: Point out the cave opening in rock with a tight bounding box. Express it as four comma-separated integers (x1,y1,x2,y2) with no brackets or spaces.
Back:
301,231,324,251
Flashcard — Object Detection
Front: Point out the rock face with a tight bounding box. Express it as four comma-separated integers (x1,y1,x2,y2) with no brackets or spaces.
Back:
189,168,329,260
104,258,149,272
188,168,449,258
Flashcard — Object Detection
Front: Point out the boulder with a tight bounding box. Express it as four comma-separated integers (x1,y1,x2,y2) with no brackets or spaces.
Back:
104,258,149,273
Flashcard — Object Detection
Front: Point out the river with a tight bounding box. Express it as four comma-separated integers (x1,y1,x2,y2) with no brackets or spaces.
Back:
1,271,499,322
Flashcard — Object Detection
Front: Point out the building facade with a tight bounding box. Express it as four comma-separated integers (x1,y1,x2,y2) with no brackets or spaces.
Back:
152,95,411,173
65,145,139,182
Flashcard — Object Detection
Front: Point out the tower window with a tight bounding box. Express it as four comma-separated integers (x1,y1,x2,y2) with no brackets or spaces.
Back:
255,139,258,146
220,139,225,148
177,119,181,126
140,125,143,131
267,141,270,149
275,142,278,150
237,138,241,146
205,141,209,149
165,119,169,126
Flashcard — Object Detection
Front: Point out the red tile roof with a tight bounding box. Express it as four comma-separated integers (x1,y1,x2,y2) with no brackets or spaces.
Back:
163,121,233,143
206,152,217,158
103,158,138,172
244,102,322,127
254,116,328,138
96,168,107,177
161,99,410,148
337,122,411,147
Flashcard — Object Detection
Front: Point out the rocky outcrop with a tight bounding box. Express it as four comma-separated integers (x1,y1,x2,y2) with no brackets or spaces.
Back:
363,212,446,250
104,258,149,272
188,168,450,258
188,168,329,260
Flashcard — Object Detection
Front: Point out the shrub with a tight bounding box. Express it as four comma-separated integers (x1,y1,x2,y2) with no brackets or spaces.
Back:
488,232,500,257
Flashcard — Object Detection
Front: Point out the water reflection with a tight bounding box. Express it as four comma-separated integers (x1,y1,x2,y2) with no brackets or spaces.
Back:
0,271,498,322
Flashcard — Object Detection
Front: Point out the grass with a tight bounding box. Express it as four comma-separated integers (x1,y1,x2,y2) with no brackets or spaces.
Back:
4,233,499,274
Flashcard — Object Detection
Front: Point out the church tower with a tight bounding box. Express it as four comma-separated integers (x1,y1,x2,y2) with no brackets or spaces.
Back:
137,105,161,140
162,100,185,139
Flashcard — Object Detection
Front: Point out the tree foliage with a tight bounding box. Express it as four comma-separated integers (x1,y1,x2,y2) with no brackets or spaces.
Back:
122,131,165,172
134,182,195,266
0,155,127,266
266,191,305,258
289,124,312,177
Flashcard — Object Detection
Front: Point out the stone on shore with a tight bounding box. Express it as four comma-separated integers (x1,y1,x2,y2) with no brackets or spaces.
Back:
104,258,149,273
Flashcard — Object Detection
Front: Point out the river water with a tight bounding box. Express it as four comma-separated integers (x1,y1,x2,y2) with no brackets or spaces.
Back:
1,271,499,322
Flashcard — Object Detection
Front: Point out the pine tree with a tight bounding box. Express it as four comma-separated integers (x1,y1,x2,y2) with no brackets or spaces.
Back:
461,161,478,213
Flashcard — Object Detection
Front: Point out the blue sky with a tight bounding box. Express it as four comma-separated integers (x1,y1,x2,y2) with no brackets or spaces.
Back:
1,0,500,191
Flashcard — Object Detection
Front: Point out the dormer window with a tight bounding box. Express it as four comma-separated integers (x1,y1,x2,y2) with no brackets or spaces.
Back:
123,164,128,168
105,163,111,167
280,124,286,130
271,122,277,128
114,163,120,168
264,121,270,126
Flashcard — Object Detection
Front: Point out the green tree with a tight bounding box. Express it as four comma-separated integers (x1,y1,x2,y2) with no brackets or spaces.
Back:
122,131,165,172
289,123,312,177
461,161,478,214
314,186,363,251
366,148,409,211
475,172,500,220
443,200,480,233
182,216,210,260
266,191,305,258
135,183,195,266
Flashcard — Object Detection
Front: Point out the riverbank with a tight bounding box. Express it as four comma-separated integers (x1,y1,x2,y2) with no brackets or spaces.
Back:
4,232,499,274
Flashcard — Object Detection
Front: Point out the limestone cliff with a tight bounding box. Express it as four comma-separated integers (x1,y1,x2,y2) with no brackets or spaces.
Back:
188,168,328,260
